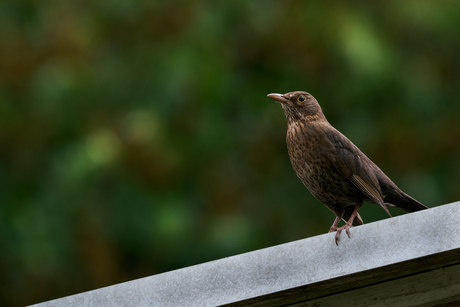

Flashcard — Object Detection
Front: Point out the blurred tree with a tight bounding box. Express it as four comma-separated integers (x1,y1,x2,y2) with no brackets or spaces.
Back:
1,1,459,306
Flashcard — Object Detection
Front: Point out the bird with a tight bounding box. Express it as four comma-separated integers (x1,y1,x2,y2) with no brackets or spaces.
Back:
267,91,428,245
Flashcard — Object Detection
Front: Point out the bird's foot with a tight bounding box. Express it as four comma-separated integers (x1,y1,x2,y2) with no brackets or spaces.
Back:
329,226,338,233
332,224,352,246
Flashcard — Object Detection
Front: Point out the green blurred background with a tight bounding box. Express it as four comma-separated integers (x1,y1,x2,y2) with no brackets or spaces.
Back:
1,1,460,306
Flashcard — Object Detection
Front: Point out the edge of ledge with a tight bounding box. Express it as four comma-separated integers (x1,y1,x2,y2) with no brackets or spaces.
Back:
31,201,460,307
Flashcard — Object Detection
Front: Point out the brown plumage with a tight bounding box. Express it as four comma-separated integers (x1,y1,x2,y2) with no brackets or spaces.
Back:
268,91,428,245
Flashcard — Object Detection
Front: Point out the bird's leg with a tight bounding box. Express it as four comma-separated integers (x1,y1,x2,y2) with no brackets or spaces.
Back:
328,209,344,233
334,204,362,246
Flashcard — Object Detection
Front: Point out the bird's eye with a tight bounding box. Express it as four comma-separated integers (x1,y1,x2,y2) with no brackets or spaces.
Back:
297,95,306,102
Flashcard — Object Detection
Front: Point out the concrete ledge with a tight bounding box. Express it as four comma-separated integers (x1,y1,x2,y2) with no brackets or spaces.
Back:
31,201,460,307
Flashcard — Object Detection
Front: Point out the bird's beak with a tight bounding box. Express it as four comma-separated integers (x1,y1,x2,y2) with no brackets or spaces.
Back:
267,93,289,104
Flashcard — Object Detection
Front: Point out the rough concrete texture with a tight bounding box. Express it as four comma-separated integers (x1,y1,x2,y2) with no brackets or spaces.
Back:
30,201,460,307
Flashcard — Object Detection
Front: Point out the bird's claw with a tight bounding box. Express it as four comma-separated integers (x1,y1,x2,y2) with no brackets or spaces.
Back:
333,224,352,246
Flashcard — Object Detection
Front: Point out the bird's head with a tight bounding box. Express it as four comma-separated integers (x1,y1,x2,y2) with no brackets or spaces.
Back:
267,91,326,124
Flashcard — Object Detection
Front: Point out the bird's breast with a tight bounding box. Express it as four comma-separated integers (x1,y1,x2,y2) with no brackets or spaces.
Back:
285,123,336,189
286,128,317,180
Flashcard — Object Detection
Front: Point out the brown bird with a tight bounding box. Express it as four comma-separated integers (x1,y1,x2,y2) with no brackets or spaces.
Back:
268,91,428,245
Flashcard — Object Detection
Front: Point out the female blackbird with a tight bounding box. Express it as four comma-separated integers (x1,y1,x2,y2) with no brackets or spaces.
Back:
268,91,428,245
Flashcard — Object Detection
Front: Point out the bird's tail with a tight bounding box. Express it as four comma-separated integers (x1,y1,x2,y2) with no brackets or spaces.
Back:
389,191,428,213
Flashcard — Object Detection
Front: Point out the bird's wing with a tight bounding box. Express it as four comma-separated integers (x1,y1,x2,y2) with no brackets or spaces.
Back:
324,128,391,216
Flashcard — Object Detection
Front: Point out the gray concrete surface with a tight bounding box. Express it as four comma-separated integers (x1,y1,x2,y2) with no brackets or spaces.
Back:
31,201,460,307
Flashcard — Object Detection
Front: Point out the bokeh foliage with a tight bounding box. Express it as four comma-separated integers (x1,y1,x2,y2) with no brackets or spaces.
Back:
1,1,460,306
